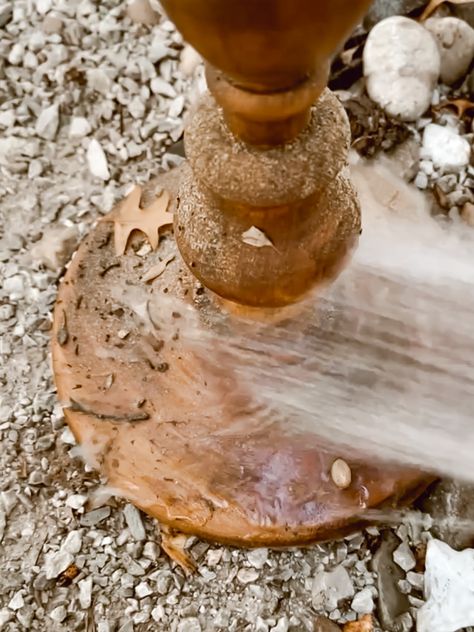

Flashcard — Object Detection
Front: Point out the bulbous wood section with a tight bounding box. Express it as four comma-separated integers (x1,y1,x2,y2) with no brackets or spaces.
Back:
52,172,429,547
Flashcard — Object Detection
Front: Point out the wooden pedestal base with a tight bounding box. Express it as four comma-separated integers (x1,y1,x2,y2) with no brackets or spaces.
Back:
52,169,429,548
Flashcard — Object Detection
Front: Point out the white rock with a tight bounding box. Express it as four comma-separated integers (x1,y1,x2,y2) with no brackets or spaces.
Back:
65,494,88,510
78,577,93,609
179,45,202,77
149,35,171,63
29,31,45,52
151,605,165,622
330,458,352,489
35,104,60,140
422,124,471,172
150,77,176,98
60,427,76,445
8,43,24,66
418,539,474,632
237,567,260,584
351,588,374,614
135,581,153,598
44,550,74,579
128,96,145,120
424,17,474,84
127,0,160,25
0,609,12,627
407,571,424,591
393,541,416,572
69,117,92,139
62,530,82,554
143,541,159,560
312,566,354,610
177,618,201,632
87,139,110,180
87,69,112,95
415,171,428,190
363,16,440,121
247,548,268,569
4,275,25,300
123,504,146,541
8,592,24,611
24,51,38,69
0,111,15,128
271,617,289,632
36,0,52,14
49,606,67,623
0,491,18,515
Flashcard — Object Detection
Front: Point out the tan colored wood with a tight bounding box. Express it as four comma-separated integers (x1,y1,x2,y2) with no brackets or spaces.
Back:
52,173,430,548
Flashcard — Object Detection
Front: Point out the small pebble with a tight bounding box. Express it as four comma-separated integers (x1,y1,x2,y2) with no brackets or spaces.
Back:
422,124,471,172
80,507,111,527
351,588,375,615
8,591,24,611
237,567,260,584
330,458,352,489
35,104,60,140
69,117,92,139
393,541,416,572
127,0,161,25
79,577,93,609
414,172,428,190
49,606,67,623
87,139,110,181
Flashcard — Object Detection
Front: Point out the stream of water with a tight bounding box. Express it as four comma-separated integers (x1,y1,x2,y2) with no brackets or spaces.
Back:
162,165,474,483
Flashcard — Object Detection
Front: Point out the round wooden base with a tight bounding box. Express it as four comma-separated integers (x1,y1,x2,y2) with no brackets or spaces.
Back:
52,169,429,548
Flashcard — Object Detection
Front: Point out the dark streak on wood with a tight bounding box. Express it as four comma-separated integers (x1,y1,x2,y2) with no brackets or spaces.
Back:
57,309,69,346
68,398,150,423
99,262,121,278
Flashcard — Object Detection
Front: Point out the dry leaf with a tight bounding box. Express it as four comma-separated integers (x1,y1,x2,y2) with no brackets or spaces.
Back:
161,528,197,575
114,185,173,256
242,226,274,248
420,0,473,21
142,254,175,283
343,614,373,632
433,99,474,118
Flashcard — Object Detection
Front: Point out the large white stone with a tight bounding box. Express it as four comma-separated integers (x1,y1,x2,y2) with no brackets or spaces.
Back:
363,16,440,121
422,124,470,172
417,539,474,632
424,17,474,85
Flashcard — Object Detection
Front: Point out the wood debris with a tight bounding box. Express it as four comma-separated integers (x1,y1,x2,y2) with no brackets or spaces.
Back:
142,254,175,283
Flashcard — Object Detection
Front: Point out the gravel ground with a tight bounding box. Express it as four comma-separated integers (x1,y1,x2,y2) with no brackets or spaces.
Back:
0,1,473,631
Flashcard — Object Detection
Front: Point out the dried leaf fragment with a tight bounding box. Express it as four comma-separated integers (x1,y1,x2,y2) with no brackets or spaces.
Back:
114,185,173,256
343,614,373,632
161,527,197,575
241,226,274,249
434,99,474,118
142,254,175,283
420,0,473,21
